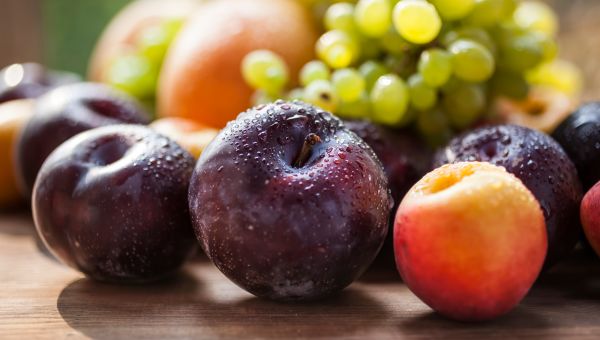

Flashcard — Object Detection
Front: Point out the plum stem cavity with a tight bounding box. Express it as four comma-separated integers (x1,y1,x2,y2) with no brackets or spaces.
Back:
293,133,321,168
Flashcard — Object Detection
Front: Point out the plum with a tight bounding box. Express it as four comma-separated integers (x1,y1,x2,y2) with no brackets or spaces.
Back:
33,125,196,283
189,100,391,301
344,119,432,266
15,82,149,196
0,63,79,104
553,102,600,190
434,124,582,267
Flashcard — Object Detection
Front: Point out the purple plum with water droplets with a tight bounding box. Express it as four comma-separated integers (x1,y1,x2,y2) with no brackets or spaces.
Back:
189,100,392,301
33,125,196,283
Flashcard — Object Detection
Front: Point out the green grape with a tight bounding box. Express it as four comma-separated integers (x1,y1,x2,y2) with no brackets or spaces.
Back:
325,2,356,32
449,39,495,83
498,33,544,73
442,81,486,129
332,68,366,102
288,88,305,101
384,54,416,79
513,1,558,37
393,0,441,44
416,108,452,147
430,0,474,21
418,48,452,88
300,60,331,87
370,74,409,125
408,74,437,111
241,50,289,94
526,60,583,97
316,30,360,69
304,79,339,112
464,0,505,27
380,29,411,55
137,19,182,65
490,71,528,100
359,61,388,90
354,0,391,37
442,27,496,55
499,0,518,18
252,91,279,106
532,32,558,62
108,53,158,99
337,91,371,119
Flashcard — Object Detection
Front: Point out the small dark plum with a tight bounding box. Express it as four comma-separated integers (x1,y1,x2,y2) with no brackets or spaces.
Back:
344,119,432,266
553,102,600,190
15,82,149,196
434,124,582,267
0,63,79,104
33,125,196,283
189,101,391,301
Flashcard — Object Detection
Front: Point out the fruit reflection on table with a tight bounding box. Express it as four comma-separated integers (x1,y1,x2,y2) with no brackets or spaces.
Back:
1,0,600,324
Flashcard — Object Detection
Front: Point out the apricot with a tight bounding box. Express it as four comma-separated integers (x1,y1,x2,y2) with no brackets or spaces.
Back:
0,100,35,208
158,0,318,128
394,162,547,321
150,117,218,159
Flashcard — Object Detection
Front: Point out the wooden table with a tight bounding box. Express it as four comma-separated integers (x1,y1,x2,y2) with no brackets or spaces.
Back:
2,212,600,339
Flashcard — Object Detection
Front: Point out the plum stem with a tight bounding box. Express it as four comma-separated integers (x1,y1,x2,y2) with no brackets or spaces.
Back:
293,133,321,168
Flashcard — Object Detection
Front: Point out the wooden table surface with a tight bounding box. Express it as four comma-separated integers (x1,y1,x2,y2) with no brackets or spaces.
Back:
2,212,600,339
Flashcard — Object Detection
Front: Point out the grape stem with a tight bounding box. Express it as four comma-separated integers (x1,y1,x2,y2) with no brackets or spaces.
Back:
293,133,321,168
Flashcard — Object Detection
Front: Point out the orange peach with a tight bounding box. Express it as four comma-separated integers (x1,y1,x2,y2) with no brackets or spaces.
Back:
0,100,35,207
150,117,218,159
394,162,547,321
158,0,318,128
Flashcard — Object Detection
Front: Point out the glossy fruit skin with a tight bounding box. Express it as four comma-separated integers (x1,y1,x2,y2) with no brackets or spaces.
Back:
159,0,318,128
0,63,79,104
33,125,196,283
344,119,432,265
150,117,218,159
395,162,547,321
15,83,149,197
581,182,600,256
434,124,582,267
189,101,391,301
553,102,600,190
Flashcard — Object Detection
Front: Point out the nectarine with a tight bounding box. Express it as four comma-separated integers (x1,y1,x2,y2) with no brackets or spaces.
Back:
0,100,34,208
158,0,318,128
394,162,547,321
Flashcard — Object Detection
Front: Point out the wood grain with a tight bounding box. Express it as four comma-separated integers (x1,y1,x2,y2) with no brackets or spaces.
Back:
2,212,600,339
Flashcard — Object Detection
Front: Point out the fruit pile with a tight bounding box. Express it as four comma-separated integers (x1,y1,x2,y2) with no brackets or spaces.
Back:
2,0,600,325
242,0,581,146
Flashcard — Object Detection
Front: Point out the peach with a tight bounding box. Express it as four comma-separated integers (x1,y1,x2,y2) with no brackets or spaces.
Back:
150,117,218,159
0,100,35,208
158,0,318,128
581,182,600,256
394,162,547,321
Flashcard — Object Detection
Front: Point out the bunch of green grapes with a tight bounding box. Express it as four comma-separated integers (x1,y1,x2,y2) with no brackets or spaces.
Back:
107,19,183,104
242,0,581,146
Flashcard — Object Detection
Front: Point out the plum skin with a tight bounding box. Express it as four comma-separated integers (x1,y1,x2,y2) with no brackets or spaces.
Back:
0,63,79,104
15,82,149,196
553,102,600,190
33,125,196,283
189,101,391,301
434,124,582,267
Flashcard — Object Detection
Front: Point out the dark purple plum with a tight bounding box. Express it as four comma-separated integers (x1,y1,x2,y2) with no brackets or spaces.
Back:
434,124,582,267
0,63,79,104
33,125,196,283
344,119,432,267
15,82,149,196
553,102,600,190
189,101,391,301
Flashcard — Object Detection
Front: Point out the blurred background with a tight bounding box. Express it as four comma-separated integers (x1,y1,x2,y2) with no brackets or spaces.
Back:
0,0,598,99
